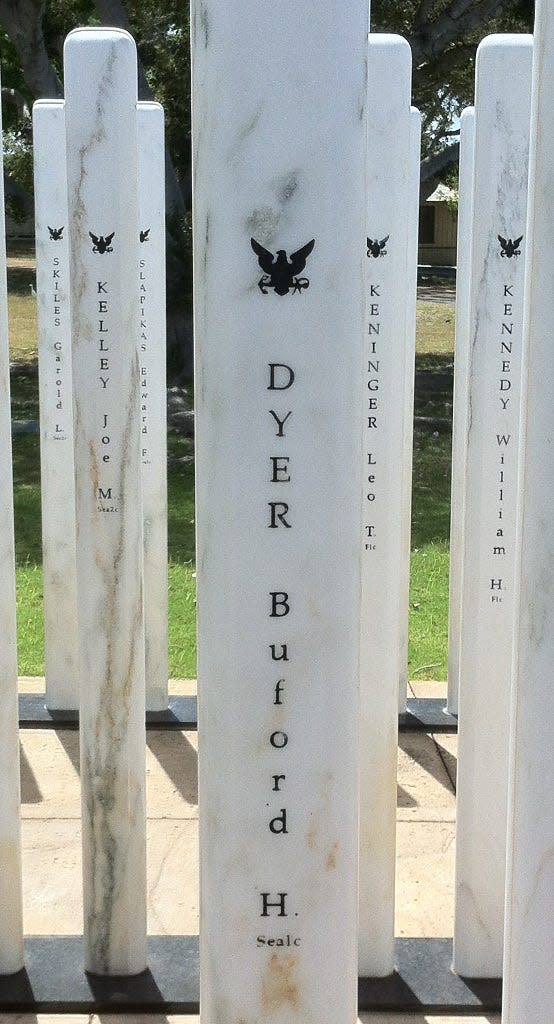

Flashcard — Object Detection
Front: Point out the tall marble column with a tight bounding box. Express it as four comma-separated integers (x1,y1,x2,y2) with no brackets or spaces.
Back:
33,99,78,712
398,105,421,714
192,2,368,1020
359,35,414,977
64,28,147,976
453,35,532,978
503,1,554,1018
137,101,168,713
446,106,475,718
0,62,24,977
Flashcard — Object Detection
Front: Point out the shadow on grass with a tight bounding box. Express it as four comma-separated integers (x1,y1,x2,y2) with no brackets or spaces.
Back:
11,371,39,419
415,351,454,372
13,434,42,567
411,427,452,548
12,430,197,569
7,266,36,295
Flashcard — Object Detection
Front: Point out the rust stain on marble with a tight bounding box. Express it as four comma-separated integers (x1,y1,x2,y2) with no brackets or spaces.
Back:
307,823,317,850
326,841,339,870
261,952,300,1014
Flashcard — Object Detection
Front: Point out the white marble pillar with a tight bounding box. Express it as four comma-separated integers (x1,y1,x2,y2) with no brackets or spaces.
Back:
192,2,368,1020
398,105,421,714
64,28,147,976
33,99,78,712
503,2,554,1017
446,107,475,718
0,62,24,977
453,35,532,978
137,101,168,713
359,35,413,977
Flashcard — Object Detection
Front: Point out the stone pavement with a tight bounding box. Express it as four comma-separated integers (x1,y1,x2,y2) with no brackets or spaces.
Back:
5,678,492,1023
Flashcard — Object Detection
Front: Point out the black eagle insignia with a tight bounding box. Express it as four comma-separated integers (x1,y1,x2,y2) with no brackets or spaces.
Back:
48,226,64,241
367,235,389,258
251,237,315,295
498,235,523,259
140,228,150,243
89,231,115,254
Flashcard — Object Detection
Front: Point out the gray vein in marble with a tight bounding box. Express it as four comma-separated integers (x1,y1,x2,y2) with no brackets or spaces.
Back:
238,108,263,144
83,363,144,970
245,206,280,247
458,880,494,944
198,2,209,49
70,45,116,334
358,57,368,122
276,170,299,204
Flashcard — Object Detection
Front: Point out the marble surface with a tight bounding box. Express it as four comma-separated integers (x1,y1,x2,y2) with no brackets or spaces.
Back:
137,102,168,713
192,1,369,1019
0,63,24,976
454,35,532,978
33,100,79,712
359,35,414,978
398,104,421,714
446,107,474,718
64,28,147,975
503,3,554,1019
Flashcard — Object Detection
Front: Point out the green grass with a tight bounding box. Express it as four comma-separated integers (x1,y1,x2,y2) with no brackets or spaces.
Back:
168,563,197,677
10,409,199,677
7,268,38,362
408,425,452,680
416,301,455,356
408,299,455,678
16,566,44,675
9,291,455,681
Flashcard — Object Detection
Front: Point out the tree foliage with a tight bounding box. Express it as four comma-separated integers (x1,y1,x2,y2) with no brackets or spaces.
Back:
372,0,534,157
0,0,536,375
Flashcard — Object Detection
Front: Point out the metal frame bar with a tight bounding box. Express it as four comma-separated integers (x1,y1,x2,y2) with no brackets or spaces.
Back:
18,694,457,732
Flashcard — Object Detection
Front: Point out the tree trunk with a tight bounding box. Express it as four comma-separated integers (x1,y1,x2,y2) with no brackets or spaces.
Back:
0,0,62,97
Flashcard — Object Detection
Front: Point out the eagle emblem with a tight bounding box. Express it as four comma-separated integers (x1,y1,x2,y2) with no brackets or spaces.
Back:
89,231,115,254
367,235,389,258
498,235,523,259
140,228,150,243
48,226,64,241
251,237,315,295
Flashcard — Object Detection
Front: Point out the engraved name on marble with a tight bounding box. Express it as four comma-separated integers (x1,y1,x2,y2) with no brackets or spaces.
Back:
33,98,78,712
453,34,532,979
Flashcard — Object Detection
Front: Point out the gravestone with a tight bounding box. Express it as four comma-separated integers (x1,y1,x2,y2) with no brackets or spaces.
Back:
137,101,168,713
33,99,78,711
453,34,532,978
192,0,369,1019
398,104,422,714
446,105,475,717
64,27,147,975
359,34,414,976
0,63,24,977
503,0,554,1018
